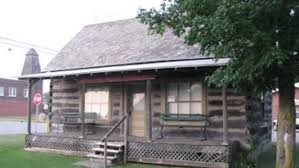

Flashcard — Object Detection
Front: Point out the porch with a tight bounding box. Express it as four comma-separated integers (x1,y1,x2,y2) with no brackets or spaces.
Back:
25,133,230,168
22,68,233,168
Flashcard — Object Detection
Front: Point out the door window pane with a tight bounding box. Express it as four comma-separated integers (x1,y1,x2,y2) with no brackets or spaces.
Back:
133,93,145,111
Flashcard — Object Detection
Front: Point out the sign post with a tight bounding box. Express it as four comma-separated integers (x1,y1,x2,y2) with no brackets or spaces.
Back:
33,93,42,133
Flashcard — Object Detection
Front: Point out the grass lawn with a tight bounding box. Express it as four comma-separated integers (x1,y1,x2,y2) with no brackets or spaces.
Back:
257,144,299,168
0,134,160,168
0,134,297,168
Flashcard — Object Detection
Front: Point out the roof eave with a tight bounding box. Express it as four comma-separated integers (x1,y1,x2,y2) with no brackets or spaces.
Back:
18,58,230,80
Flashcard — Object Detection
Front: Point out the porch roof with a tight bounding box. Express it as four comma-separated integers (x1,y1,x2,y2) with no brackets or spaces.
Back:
18,58,229,79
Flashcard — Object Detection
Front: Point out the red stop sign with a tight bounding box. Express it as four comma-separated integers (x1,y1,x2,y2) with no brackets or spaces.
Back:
33,93,42,106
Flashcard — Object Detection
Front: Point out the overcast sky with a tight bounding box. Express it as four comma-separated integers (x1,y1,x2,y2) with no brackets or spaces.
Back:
0,0,162,79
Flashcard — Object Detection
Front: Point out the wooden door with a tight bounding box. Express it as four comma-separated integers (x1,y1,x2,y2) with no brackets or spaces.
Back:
128,84,146,137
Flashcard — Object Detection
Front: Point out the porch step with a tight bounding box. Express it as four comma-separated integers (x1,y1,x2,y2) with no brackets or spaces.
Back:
86,153,117,161
96,142,124,148
92,148,122,154
87,141,124,166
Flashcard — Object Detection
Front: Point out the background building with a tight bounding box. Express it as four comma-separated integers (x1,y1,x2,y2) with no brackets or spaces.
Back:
0,48,42,117
0,78,28,117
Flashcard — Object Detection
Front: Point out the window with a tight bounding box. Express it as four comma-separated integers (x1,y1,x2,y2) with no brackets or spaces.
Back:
8,87,16,97
23,89,28,98
0,87,4,96
167,82,203,114
84,86,109,120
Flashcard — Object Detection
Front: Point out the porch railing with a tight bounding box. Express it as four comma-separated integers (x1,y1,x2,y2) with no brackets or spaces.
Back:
101,115,127,168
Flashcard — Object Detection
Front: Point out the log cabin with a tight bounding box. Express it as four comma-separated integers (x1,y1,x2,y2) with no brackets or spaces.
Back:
19,19,272,168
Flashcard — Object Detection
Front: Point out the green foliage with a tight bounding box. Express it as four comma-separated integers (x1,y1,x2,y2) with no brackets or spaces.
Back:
138,0,299,92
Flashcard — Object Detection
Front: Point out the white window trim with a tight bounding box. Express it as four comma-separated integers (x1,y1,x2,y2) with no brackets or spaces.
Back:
0,87,4,96
23,88,28,98
8,87,17,97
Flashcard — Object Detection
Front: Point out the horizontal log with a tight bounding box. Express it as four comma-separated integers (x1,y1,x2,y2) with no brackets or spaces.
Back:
208,110,246,117
52,108,79,113
52,96,79,100
208,106,246,113
52,102,79,108
52,88,79,93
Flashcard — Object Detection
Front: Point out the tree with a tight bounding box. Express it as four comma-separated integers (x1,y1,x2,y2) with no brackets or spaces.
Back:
138,0,299,167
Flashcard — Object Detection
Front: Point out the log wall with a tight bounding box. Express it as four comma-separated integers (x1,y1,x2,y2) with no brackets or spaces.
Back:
51,79,80,122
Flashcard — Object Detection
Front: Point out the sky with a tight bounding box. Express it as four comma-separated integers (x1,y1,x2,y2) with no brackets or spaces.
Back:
0,0,162,79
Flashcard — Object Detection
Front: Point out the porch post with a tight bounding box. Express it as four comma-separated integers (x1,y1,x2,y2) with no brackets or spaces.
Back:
27,79,32,135
222,86,228,145
48,79,53,132
120,82,124,135
123,84,128,164
81,84,86,138
146,80,152,141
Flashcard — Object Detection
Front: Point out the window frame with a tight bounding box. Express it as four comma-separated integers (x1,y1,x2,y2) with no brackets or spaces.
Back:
84,84,111,123
0,86,4,96
23,88,28,98
166,80,204,115
8,87,17,97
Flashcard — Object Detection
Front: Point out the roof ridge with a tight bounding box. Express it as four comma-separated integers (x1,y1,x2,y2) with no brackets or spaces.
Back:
83,18,137,28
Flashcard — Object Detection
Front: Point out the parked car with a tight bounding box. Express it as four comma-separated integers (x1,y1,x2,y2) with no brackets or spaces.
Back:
273,112,299,130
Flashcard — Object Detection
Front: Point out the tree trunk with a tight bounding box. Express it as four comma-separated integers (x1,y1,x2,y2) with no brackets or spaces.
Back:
276,75,296,168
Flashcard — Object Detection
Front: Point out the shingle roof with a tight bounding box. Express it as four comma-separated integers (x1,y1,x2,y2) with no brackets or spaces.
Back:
44,19,207,72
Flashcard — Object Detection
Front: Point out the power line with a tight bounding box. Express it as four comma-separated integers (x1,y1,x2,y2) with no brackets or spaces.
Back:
0,41,57,55
0,36,59,53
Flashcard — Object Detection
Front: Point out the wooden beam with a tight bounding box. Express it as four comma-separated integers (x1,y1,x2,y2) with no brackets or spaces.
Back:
123,84,128,164
80,84,86,138
27,79,32,135
120,82,124,135
146,80,152,141
222,86,228,145
48,79,53,132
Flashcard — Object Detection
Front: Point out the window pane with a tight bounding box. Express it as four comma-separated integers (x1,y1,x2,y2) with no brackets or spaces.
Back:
84,104,92,112
100,90,109,103
168,103,178,114
179,83,190,101
191,102,202,114
167,83,177,102
101,104,109,119
84,86,110,121
133,93,145,111
191,82,202,101
179,103,190,114
91,104,101,113
85,91,92,103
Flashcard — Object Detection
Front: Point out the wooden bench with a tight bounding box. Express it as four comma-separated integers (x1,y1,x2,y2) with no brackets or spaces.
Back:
63,112,97,134
160,114,210,140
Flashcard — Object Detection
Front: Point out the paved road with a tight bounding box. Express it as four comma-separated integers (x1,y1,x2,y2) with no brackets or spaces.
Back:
0,121,47,135
272,129,299,143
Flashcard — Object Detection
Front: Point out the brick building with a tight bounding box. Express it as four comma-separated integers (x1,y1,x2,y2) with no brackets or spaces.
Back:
272,86,299,121
0,78,28,117
0,48,42,117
